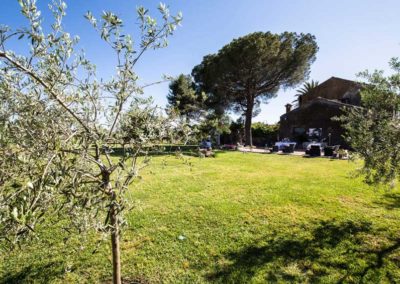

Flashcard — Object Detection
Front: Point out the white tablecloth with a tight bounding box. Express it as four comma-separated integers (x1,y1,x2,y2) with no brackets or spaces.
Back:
275,142,296,150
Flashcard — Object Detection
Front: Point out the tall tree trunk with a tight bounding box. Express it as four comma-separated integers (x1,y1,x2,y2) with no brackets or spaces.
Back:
244,98,254,147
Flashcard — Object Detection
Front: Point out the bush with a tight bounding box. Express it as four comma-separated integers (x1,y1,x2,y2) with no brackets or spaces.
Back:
251,122,279,146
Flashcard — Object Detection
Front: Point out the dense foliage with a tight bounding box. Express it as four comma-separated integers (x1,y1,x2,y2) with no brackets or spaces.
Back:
220,120,278,146
167,74,204,120
340,58,400,186
167,74,231,144
251,122,279,146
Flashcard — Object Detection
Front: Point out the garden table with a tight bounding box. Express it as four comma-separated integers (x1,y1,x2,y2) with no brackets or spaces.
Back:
274,142,296,150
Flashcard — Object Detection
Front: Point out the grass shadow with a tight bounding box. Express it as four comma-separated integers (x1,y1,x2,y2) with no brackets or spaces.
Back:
374,192,400,210
109,148,233,159
207,219,400,283
0,261,65,284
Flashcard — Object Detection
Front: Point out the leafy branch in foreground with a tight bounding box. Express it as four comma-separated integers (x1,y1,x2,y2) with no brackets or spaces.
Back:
0,1,182,283
340,58,400,187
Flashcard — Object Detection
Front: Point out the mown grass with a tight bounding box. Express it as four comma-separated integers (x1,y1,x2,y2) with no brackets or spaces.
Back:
1,152,400,283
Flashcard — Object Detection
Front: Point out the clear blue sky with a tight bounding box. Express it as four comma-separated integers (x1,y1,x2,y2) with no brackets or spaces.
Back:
1,0,400,123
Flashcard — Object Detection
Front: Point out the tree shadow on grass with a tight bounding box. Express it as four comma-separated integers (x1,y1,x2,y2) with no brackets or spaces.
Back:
208,219,400,283
0,261,65,284
374,192,400,210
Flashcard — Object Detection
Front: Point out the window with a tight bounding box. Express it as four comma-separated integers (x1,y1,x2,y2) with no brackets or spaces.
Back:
293,127,305,136
308,128,322,140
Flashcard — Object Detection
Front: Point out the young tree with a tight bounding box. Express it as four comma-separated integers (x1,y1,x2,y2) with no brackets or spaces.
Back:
192,32,318,146
0,1,182,283
340,58,400,186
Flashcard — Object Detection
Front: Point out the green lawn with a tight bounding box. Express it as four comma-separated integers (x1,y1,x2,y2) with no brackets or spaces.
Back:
1,152,400,283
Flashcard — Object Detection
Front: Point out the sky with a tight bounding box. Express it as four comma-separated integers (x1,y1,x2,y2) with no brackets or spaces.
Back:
1,0,400,123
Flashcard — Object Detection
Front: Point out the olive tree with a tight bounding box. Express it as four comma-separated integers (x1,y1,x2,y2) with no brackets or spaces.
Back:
0,1,181,283
340,58,400,186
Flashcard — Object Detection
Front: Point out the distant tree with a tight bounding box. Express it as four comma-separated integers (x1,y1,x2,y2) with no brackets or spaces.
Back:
197,113,231,144
120,99,168,144
166,108,199,145
167,74,204,120
340,58,400,186
293,80,319,107
192,32,318,146
0,1,181,283
218,118,245,145
167,74,230,144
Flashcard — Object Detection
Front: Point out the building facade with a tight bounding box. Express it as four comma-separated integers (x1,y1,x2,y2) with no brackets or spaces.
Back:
279,77,361,148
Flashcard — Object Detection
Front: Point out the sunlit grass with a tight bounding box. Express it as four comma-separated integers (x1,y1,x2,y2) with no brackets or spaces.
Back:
1,152,400,283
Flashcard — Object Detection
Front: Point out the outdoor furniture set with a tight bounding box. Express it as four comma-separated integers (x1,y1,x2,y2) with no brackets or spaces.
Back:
269,140,343,158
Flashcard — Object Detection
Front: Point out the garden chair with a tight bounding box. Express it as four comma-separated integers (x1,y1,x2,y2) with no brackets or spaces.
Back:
324,146,334,156
309,145,321,156
282,144,295,153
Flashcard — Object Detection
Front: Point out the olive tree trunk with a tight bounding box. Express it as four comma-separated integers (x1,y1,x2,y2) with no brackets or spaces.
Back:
104,173,122,284
110,201,121,284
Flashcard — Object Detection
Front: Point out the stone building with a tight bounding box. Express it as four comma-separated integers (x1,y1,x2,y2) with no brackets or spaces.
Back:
279,77,362,148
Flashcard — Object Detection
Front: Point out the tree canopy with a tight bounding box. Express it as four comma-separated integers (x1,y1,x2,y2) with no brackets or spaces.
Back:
167,74,204,120
192,31,318,145
167,74,231,143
